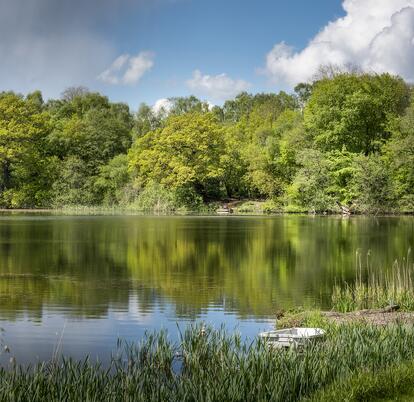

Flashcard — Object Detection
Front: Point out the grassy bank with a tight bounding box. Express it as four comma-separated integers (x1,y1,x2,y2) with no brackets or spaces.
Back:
305,360,414,401
1,322,414,401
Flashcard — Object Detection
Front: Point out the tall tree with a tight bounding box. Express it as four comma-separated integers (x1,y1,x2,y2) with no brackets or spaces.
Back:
0,92,55,207
304,73,410,154
129,112,225,200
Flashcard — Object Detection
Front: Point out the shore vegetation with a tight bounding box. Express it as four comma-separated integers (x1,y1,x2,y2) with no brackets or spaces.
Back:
0,69,413,213
1,322,414,401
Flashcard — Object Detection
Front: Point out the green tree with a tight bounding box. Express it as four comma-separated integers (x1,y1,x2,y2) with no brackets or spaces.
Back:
305,73,410,154
52,156,93,206
134,103,162,138
168,96,210,116
294,82,313,110
0,91,54,207
47,91,133,205
129,112,225,201
94,154,131,205
384,102,414,211
242,109,303,199
287,149,336,212
48,94,132,167
350,154,395,213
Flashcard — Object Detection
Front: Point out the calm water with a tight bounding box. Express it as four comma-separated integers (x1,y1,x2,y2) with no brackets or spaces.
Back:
0,214,413,365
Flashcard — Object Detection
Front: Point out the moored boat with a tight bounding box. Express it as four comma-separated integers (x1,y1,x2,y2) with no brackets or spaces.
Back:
259,328,325,348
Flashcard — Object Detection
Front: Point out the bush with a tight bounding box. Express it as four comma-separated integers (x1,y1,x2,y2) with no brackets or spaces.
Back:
350,154,396,214
287,149,337,213
132,182,177,213
131,182,204,213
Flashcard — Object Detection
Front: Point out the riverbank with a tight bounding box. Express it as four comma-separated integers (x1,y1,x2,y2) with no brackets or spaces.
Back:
0,202,414,216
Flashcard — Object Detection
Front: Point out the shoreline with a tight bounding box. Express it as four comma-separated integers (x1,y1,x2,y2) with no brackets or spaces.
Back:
0,208,414,217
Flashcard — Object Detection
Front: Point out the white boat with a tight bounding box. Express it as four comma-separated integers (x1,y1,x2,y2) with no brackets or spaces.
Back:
259,328,325,348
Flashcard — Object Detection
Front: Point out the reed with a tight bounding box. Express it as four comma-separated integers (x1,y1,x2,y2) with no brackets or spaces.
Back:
1,323,414,401
305,360,414,401
332,250,414,312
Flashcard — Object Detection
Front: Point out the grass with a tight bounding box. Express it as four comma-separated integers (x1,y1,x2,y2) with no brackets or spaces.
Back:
276,308,329,329
304,360,414,401
332,250,414,312
1,322,414,401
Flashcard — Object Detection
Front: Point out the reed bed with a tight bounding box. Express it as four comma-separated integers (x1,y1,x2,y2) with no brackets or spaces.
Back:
1,323,414,401
305,359,414,401
332,250,414,312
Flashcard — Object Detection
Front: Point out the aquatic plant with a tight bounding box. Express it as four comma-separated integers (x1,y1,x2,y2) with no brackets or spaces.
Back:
1,323,414,401
332,250,414,312
305,360,414,401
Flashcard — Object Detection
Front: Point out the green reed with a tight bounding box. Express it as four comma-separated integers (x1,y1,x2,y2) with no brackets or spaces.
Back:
332,250,414,312
305,359,414,402
1,323,414,401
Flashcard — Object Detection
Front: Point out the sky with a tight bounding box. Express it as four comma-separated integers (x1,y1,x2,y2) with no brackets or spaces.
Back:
1,0,414,110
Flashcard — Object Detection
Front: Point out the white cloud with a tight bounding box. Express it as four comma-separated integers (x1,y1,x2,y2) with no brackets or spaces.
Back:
186,70,251,101
263,0,414,86
98,51,154,85
152,98,173,114
97,54,129,85
123,52,155,84
207,101,216,110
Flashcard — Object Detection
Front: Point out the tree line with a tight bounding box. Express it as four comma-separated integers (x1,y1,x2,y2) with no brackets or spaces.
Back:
0,71,413,213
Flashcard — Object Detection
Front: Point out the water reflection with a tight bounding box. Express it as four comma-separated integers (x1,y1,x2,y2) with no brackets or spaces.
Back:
0,215,412,322
0,215,413,363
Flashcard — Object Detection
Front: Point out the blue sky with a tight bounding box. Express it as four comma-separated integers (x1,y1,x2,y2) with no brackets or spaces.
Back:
1,0,414,110
95,0,344,107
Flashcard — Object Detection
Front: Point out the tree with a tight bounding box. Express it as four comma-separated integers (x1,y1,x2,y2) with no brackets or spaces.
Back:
294,83,312,110
129,112,225,200
238,100,301,198
350,154,395,213
0,91,54,207
168,96,210,116
304,73,410,154
52,156,93,206
94,154,131,205
223,92,254,123
134,103,162,138
287,149,336,212
384,102,414,211
47,91,133,205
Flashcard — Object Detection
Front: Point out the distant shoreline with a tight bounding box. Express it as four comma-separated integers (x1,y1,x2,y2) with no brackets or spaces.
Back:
0,208,413,217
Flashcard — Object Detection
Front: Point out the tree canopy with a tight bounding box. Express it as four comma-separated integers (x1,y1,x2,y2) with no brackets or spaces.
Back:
0,71,413,213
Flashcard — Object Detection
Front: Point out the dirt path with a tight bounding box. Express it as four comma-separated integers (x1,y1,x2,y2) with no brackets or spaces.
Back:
323,308,414,326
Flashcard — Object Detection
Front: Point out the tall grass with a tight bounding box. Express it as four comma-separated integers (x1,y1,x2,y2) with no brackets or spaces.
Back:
1,323,414,401
332,250,414,312
305,359,414,402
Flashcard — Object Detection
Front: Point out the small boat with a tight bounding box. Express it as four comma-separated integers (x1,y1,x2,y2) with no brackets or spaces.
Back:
216,208,230,215
259,328,325,348
216,205,233,215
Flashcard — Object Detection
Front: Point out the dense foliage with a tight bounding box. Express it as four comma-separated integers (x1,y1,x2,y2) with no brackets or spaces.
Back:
0,70,413,212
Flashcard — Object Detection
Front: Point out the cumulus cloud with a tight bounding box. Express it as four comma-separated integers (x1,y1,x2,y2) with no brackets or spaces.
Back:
152,98,173,114
97,55,130,85
186,70,251,101
98,52,154,85
263,0,414,86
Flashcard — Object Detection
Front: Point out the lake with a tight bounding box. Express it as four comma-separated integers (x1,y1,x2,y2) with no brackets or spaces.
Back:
0,214,412,365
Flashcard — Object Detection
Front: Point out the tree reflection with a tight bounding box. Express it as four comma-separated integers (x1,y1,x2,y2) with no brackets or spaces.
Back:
0,216,412,321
